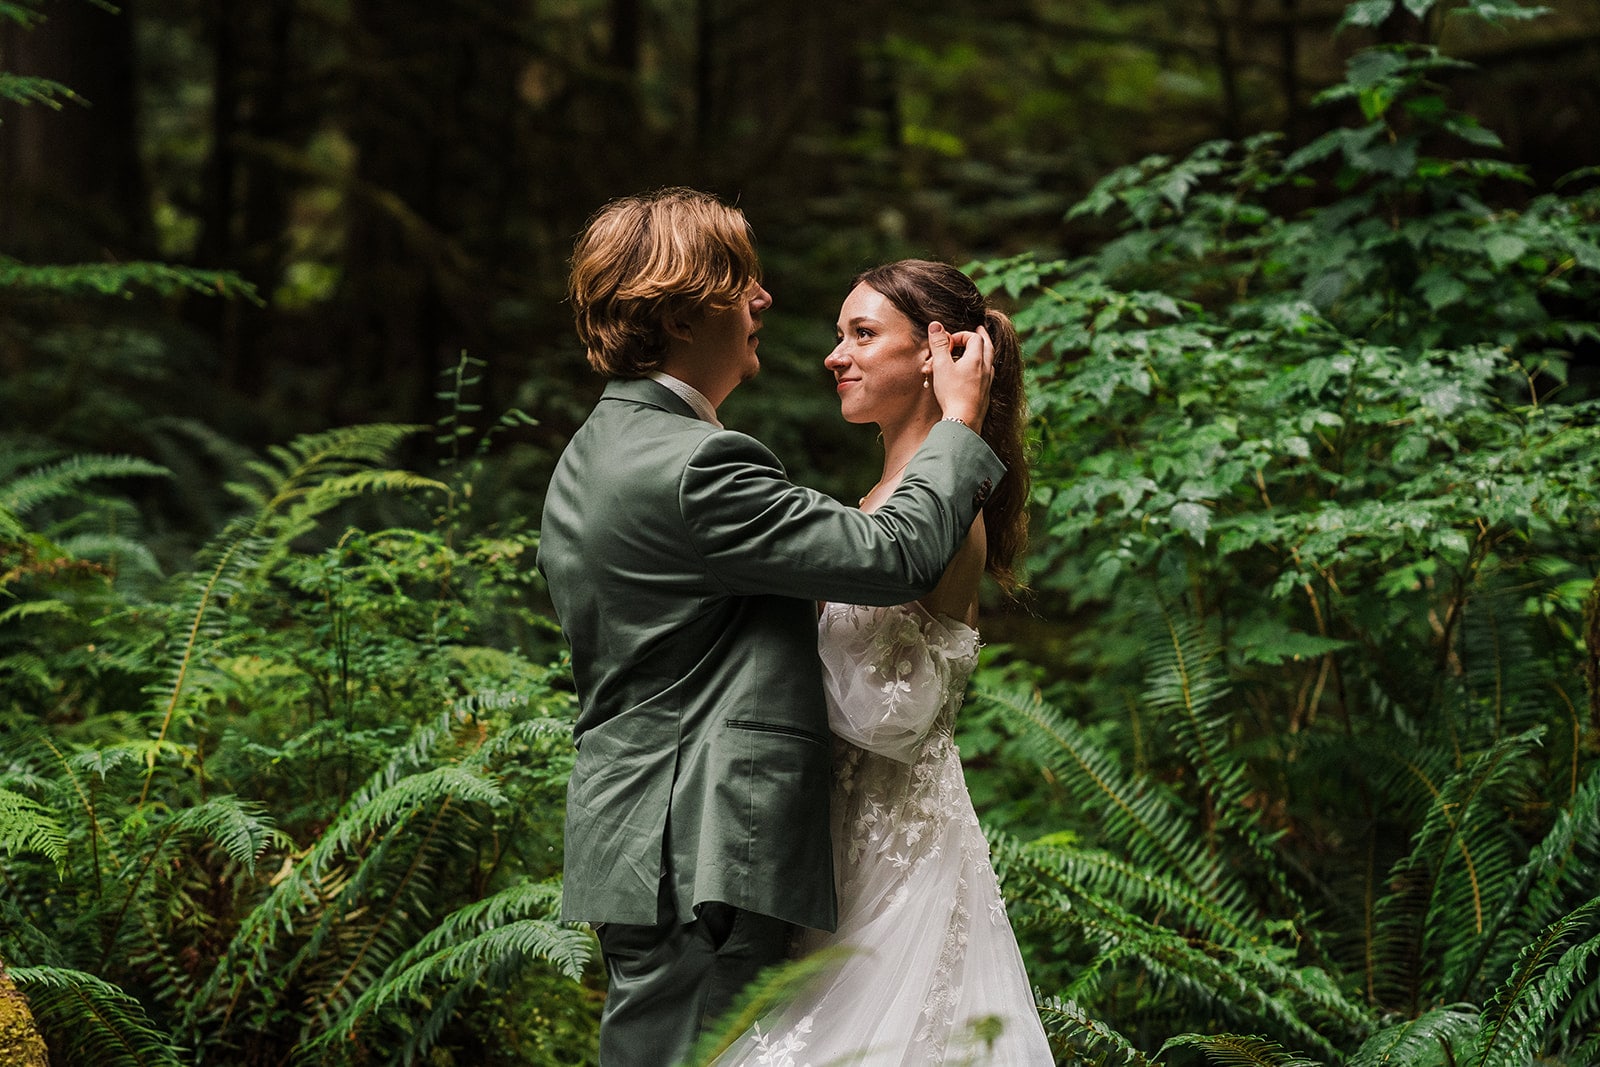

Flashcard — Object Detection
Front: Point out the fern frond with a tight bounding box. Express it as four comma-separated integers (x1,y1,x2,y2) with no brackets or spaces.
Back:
234,424,428,509
11,965,185,1066
977,681,1214,887
1346,1006,1480,1066
0,787,67,873
0,503,24,540
0,644,58,689
1138,602,1316,929
0,455,169,517
1471,897,1600,1066
1037,996,1151,1065
684,946,858,1066
312,883,592,1052
1471,761,1600,990
292,469,448,518
1140,604,1237,803
161,795,276,877
1370,729,1544,1011
0,71,77,108
189,745,506,1042
59,532,165,581
1159,1032,1321,1066
0,257,260,302
998,836,1370,1051
0,4,47,31
994,834,1261,949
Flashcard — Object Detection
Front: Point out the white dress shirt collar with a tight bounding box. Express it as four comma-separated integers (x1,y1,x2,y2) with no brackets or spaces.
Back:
648,371,722,428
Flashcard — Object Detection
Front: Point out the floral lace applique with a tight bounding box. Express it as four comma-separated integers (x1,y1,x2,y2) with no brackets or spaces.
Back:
750,1015,813,1067
819,602,979,764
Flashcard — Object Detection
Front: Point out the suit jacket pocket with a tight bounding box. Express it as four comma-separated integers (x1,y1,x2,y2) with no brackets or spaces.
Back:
723,718,829,747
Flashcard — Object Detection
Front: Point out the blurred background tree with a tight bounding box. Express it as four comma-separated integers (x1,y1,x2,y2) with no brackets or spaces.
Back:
4,0,1595,519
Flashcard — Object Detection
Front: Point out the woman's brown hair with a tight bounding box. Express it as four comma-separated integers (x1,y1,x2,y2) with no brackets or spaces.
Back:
851,259,1031,593
568,188,762,378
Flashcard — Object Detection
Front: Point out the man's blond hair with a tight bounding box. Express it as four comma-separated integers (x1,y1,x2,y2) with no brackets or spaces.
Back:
568,188,762,378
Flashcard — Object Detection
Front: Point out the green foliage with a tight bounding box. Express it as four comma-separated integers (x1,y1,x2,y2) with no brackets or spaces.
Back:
966,3,1600,1062
9,966,186,1067
0,360,594,1064
0,258,261,304
0,788,66,873
1159,1034,1321,1067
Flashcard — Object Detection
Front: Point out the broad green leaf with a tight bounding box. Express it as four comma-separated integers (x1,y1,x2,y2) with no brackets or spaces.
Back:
1169,501,1211,546
1484,233,1528,269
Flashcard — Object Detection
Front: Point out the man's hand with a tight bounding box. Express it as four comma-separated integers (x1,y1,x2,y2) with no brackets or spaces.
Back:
927,321,994,433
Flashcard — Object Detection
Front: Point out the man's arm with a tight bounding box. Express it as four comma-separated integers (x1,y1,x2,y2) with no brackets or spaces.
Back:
680,423,1004,607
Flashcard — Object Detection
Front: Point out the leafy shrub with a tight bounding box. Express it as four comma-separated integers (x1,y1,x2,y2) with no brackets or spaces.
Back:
0,376,597,1065
969,3,1600,1061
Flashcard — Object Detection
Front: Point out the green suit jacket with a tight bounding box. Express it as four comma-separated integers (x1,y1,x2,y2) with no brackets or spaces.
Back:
536,377,1005,930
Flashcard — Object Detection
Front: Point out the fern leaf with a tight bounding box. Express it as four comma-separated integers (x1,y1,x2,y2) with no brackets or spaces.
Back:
998,836,1368,1052
1370,729,1544,1011
1347,1006,1480,1066
0,257,260,303
162,795,276,877
0,71,77,107
995,834,1261,949
1470,761,1600,991
314,903,592,1051
0,455,169,517
1472,897,1600,1066
187,735,506,1042
0,788,67,873
0,505,22,540
978,681,1212,884
1159,1033,1321,1066
11,966,185,1066
1037,996,1150,1064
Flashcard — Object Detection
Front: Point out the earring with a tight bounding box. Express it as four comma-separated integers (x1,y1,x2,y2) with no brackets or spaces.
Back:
922,377,930,390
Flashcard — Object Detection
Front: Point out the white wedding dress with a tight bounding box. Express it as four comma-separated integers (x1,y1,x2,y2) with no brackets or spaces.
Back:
714,601,1054,1066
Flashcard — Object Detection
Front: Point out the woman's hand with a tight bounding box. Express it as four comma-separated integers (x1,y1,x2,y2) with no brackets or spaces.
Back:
927,321,993,433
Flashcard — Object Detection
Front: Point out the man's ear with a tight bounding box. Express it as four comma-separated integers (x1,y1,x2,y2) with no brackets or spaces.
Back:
662,316,694,343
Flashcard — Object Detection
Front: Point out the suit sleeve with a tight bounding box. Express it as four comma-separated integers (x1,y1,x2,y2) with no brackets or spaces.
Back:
680,420,1006,605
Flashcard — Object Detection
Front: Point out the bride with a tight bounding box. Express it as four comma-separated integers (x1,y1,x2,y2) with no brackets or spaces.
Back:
714,260,1053,1065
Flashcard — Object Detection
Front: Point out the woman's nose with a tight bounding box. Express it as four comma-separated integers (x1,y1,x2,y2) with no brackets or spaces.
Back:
824,343,847,369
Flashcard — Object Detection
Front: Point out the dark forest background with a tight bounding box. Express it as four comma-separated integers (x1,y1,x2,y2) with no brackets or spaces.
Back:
5,0,1597,502
3,1,1600,1064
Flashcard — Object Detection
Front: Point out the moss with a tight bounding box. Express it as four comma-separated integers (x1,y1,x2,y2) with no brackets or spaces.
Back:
0,966,48,1067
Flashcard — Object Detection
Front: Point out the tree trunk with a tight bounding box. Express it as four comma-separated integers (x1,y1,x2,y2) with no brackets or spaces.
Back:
1203,0,1243,140
0,962,48,1067
0,0,152,259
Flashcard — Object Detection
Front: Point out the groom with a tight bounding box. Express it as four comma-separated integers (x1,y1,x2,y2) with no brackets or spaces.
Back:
536,187,1005,1065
